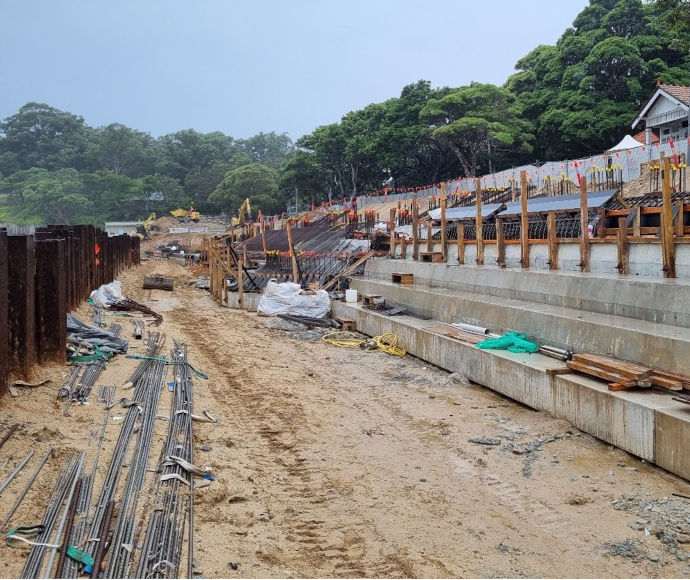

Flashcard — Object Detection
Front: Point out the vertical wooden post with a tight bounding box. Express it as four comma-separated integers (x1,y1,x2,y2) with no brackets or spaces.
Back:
617,216,629,275
457,224,465,265
674,202,684,237
440,182,447,262
411,195,419,261
520,170,529,269
426,221,433,252
496,217,505,267
579,175,590,272
389,208,396,258
286,221,300,284
238,257,244,308
661,155,676,278
633,208,641,238
475,178,484,264
259,211,268,259
547,211,558,270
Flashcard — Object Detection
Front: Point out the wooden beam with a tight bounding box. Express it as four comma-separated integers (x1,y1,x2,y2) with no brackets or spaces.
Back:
475,177,484,264
321,249,376,291
426,220,433,253
547,211,558,269
661,154,676,278
617,216,629,275
389,208,396,258
520,170,529,268
259,211,268,259
579,175,590,272
238,257,244,307
400,236,407,260
440,182,447,262
286,221,300,284
411,195,419,261
457,223,465,265
496,217,505,267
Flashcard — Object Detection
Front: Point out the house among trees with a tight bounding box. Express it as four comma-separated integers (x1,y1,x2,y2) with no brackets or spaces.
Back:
632,82,690,147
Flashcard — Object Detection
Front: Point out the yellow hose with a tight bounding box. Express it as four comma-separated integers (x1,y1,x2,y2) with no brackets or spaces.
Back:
322,331,406,357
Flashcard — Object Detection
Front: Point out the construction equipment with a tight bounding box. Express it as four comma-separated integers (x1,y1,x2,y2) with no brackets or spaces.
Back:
135,213,156,239
231,198,251,226
170,205,201,222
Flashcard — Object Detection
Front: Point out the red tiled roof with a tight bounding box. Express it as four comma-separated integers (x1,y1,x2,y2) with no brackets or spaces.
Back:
659,84,690,105
632,129,659,145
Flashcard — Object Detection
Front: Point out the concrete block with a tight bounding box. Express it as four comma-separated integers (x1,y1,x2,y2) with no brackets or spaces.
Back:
554,373,675,461
655,406,690,481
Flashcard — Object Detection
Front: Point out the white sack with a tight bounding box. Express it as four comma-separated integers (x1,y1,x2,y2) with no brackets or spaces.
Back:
90,280,125,307
257,281,331,318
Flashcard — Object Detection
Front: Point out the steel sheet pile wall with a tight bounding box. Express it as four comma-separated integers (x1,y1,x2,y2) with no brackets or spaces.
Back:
0,225,140,393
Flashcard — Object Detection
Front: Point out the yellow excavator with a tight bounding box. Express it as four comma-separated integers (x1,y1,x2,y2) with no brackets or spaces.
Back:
231,198,251,226
135,212,156,239
171,205,201,222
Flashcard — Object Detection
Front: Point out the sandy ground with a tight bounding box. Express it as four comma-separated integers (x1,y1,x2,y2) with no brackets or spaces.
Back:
2,258,690,578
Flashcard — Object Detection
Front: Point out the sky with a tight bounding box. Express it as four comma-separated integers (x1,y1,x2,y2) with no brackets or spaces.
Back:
0,0,589,141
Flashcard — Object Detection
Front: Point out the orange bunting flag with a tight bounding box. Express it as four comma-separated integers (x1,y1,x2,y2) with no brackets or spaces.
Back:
94,244,101,254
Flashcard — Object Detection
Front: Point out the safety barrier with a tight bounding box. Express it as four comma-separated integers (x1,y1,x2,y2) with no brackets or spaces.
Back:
0,225,140,393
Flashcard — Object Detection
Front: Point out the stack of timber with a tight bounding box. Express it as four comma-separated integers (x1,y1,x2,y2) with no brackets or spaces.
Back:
566,353,690,392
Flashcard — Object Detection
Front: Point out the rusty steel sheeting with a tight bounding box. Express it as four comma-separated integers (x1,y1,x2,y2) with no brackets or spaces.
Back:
34,239,67,364
0,229,8,394
7,235,36,380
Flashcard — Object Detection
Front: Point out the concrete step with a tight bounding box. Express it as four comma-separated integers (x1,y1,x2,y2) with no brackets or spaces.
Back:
364,260,690,328
331,300,690,481
349,276,690,377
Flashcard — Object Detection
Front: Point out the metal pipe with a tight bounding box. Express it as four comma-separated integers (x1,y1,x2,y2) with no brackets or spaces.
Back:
0,447,52,530
0,450,35,495
54,478,82,579
0,423,19,452
89,499,113,579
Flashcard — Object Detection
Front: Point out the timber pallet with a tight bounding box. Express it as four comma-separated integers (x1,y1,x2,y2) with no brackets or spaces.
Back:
391,272,414,284
335,316,355,331
419,251,443,263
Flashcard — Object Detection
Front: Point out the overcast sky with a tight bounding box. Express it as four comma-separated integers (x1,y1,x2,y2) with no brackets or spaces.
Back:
1,0,589,140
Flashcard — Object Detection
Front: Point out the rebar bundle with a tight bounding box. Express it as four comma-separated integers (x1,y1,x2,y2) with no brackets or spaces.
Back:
136,341,196,579
111,299,163,326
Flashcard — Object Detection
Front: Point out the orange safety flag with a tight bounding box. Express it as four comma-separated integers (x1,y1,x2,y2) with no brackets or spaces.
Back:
95,257,100,266
95,243,101,254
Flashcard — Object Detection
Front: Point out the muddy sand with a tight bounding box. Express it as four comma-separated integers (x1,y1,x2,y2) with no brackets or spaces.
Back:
2,259,690,578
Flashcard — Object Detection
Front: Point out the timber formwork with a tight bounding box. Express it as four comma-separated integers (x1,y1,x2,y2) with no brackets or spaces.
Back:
0,226,140,390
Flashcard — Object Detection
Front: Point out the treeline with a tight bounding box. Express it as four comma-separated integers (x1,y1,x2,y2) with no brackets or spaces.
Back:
1,0,688,226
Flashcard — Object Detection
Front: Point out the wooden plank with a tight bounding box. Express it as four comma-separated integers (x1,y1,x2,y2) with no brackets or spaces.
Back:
496,217,505,267
571,353,651,379
566,360,637,386
411,195,419,261
651,375,683,391
579,175,590,272
520,170,529,268
475,178,484,265
391,272,414,284
547,211,558,269
440,182,447,262
617,216,629,275
457,223,465,265
389,208,397,259
426,220,433,253
661,154,676,278
608,383,631,392
425,325,486,344
400,236,407,260
286,221,300,284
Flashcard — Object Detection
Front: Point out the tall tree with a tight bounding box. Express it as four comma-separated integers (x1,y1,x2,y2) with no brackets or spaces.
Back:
209,163,280,215
0,103,90,172
420,83,534,177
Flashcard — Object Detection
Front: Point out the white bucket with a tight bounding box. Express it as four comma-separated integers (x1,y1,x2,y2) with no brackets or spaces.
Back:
345,289,358,303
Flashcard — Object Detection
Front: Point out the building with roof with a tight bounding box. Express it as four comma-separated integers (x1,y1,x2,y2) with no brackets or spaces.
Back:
632,82,690,147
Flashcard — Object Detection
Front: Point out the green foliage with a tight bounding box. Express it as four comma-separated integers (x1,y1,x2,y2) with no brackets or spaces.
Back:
209,163,281,215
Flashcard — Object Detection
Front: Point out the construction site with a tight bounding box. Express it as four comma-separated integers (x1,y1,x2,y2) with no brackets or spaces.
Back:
2,145,690,580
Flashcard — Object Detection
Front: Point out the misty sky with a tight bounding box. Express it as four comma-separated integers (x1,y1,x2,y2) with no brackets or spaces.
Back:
1,0,589,140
